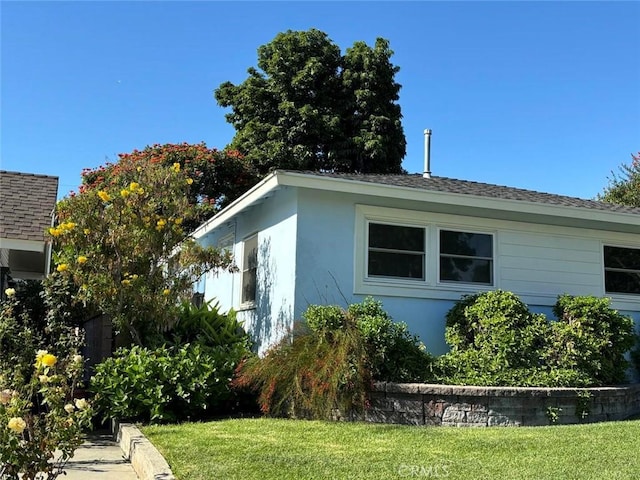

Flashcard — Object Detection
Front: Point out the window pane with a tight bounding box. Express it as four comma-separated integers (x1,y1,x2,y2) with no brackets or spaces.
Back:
440,230,492,257
604,246,640,271
241,269,257,303
368,251,424,280
369,223,424,252
605,271,640,294
440,257,492,284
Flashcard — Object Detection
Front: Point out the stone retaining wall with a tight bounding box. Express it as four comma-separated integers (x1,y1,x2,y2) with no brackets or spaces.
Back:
364,383,640,427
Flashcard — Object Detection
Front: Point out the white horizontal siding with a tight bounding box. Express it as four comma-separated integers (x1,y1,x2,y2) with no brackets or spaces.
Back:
498,231,603,296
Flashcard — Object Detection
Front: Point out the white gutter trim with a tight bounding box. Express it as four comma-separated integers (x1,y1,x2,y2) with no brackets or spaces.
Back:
191,170,640,240
191,172,280,239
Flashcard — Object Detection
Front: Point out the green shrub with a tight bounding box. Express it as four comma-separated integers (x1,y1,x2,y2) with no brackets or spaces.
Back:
439,291,635,387
235,297,434,420
305,297,433,382
234,321,370,419
548,295,635,385
166,300,250,350
91,342,246,423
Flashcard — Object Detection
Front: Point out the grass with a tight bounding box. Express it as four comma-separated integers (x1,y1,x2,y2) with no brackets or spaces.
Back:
142,417,640,479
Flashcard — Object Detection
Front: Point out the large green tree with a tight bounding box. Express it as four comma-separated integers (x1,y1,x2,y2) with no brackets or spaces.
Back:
599,152,640,207
215,29,406,175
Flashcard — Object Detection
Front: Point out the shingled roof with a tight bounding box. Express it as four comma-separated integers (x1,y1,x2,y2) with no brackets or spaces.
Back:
291,171,640,215
0,170,59,243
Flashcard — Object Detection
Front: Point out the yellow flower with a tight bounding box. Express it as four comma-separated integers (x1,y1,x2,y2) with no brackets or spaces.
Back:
48,227,61,237
136,188,145,195
39,374,50,383
120,189,130,198
7,417,26,435
186,178,194,185
63,222,76,230
130,274,139,280
35,350,48,363
97,190,111,202
77,255,88,264
121,279,131,286
73,354,83,364
56,263,68,273
162,289,171,296
174,218,183,225
129,182,140,191
156,219,166,231
83,228,91,235
171,162,181,172
74,398,89,410
4,288,15,298
41,354,57,367
136,166,142,172
64,403,75,414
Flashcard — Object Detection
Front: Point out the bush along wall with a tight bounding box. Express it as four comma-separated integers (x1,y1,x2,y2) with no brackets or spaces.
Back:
233,297,435,420
437,291,636,387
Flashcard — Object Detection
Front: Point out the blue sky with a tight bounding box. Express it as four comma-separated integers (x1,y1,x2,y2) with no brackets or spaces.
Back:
2,1,639,200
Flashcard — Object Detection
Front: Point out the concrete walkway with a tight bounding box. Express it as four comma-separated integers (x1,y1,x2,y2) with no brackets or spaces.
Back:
61,432,138,480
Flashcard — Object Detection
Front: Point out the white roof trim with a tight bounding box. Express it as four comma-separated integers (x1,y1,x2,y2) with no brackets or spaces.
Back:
192,171,640,239
0,238,46,252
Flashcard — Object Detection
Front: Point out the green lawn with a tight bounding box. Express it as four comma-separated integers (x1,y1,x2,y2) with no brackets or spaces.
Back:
142,418,640,479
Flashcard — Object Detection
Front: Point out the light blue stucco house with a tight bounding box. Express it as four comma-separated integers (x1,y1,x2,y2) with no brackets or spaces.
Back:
192,170,640,355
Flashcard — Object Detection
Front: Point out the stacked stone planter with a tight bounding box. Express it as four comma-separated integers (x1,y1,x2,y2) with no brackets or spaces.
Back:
365,383,640,427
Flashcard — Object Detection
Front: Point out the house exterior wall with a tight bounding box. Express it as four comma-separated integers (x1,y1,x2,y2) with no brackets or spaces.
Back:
201,187,298,354
202,184,640,357
295,189,640,355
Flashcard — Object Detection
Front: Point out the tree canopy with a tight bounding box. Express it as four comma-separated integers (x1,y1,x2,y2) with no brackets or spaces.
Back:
215,29,406,175
599,151,640,207
51,143,256,345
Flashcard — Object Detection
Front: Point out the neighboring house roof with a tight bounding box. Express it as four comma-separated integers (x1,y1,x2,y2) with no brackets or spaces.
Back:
0,170,59,244
193,170,640,238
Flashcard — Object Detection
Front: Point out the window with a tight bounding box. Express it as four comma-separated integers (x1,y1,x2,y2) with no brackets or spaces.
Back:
604,246,640,295
367,222,425,280
439,230,493,285
241,234,258,304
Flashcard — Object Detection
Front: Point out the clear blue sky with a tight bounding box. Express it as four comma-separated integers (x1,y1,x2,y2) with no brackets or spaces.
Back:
2,1,639,200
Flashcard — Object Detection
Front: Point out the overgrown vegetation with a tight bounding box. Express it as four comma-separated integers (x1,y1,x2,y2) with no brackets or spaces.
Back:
438,290,635,387
91,302,251,423
234,297,433,419
0,282,93,480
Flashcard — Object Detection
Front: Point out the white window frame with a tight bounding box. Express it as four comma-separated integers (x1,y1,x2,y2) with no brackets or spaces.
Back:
437,228,495,286
355,204,498,300
366,220,426,282
240,233,258,308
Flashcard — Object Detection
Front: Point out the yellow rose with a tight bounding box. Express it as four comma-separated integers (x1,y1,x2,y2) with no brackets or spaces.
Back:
4,288,15,298
41,354,57,367
56,264,68,273
77,255,88,264
97,190,111,202
48,227,61,237
7,417,26,435
74,398,89,410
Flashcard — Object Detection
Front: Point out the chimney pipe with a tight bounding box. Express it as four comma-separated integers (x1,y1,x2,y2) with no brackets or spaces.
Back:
423,129,432,178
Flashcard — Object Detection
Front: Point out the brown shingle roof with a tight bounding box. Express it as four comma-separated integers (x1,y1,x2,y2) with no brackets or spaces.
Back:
0,170,59,243
290,171,640,215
